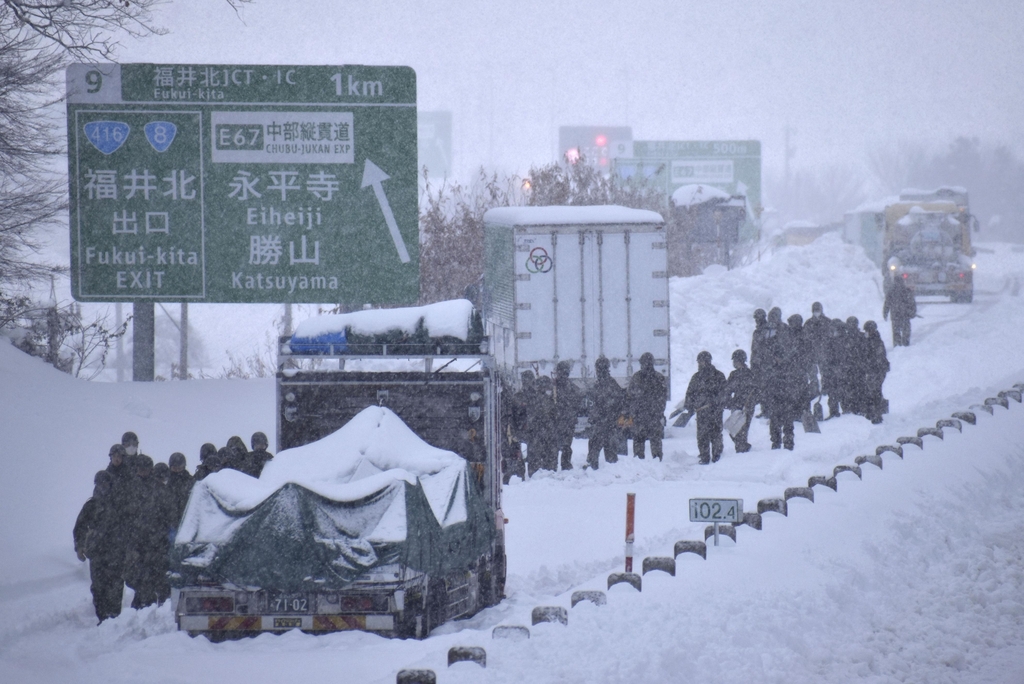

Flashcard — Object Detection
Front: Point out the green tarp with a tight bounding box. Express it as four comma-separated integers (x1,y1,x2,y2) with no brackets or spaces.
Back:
170,407,493,591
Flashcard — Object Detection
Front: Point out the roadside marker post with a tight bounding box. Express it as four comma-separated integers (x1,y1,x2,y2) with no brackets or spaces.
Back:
625,493,635,572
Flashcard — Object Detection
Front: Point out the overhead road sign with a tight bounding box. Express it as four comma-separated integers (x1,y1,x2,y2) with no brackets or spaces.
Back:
66,63,418,305
613,140,762,218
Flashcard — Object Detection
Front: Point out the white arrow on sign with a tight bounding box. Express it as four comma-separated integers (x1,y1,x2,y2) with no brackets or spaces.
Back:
360,159,411,263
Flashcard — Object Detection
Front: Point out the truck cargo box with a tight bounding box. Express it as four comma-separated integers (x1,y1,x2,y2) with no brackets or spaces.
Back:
483,205,669,390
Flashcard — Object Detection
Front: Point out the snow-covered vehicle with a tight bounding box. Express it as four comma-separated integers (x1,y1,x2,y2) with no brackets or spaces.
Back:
883,187,978,303
172,301,505,640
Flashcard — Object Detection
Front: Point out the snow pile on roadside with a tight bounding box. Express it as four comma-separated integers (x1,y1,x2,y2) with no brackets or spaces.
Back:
669,232,883,396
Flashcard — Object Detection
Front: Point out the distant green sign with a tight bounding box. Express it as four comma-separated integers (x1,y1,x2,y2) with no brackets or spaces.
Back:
613,140,762,216
66,64,418,304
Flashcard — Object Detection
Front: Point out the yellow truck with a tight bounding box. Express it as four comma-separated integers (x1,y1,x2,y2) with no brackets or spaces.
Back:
883,187,978,303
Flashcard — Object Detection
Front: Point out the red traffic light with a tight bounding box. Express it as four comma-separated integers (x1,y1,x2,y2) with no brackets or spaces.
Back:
594,134,608,147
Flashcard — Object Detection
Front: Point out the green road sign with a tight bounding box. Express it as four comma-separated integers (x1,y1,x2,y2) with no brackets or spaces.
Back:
613,140,762,217
66,64,418,304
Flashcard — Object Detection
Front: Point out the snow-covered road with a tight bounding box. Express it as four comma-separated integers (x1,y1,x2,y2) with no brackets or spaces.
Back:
2,237,1023,683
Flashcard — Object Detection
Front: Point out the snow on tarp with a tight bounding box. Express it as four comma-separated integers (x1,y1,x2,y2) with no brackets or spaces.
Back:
291,299,475,343
484,205,664,227
170,406,493,590
670,184,732,208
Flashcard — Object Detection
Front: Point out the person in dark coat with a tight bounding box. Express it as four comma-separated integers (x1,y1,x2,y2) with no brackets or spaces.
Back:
803,302,831,402
762,308,795,449
120,431,148,474
862,321,890,424
841,316,868,416
153,462,170,487
822,318,847,419
240,432,274,477
786,313,815,417
224,436,249,472
552,361,582,470
587,355,626,469
193,442,217,481
683,351,727,463
105,444,133,511
628,352,668,460
883,276,917,346
749,308,769,414
721,349,757,453
74,470,128,623
526,376,558,475
124,456,175,609
504,371,534,482
166,452,194,531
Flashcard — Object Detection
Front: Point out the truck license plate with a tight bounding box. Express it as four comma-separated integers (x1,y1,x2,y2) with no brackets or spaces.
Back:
269,593,311,613
273,617,302,629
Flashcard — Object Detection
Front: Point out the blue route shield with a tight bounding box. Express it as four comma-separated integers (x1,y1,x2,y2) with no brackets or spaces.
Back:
83,121,130,155
144,121,177,153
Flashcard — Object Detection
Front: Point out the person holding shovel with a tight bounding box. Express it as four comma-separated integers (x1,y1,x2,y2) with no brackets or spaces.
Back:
680,351,727,464
721,349,757,453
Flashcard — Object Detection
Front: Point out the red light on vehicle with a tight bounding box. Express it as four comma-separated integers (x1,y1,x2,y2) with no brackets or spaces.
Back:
595,134,608,147
185,596,234,613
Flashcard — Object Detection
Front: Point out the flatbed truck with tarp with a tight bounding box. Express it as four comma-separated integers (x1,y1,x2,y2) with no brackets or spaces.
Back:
172,301,505,640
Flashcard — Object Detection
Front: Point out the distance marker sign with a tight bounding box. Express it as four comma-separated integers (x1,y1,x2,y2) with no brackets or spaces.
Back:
66,64,418,304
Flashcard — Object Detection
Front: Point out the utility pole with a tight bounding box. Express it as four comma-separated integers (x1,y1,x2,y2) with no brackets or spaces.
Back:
179,302,188,379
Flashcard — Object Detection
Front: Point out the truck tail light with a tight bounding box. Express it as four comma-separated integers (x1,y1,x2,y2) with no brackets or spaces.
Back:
185,596,234,613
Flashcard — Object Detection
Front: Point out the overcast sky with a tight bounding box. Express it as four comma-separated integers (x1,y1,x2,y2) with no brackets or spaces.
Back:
118,0,1024,182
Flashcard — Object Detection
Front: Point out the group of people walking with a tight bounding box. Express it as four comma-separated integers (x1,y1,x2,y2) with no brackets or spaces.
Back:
73,430,273,623
678,302,891,464
502,351,668,480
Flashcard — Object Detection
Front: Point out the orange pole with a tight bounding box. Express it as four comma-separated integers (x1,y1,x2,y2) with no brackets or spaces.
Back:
625,492,635,573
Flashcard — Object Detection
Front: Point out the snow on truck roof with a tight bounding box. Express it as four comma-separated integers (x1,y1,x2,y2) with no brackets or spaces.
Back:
292,299,474,341
670,184,732,208
483,205,663,226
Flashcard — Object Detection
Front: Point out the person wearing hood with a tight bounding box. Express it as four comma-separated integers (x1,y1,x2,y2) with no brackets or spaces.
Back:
628,352,668,461
721,349,757,453
166,452,194,529
785,313,815,418
74,470,129,623
246,432,274,477
762,308,795,449
552,361,582,470
526,376,557,474
587,355,626,469
803,302,831,403
120,431,148,474
682,351,727,464
841,316,868,416
124,455,174,609
883,276,917,346
193,442,217,481
862,320,890,424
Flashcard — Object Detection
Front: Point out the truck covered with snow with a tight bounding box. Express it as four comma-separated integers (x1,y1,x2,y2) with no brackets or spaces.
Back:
172,300,505,640
882,187,978,302
483,205,670,393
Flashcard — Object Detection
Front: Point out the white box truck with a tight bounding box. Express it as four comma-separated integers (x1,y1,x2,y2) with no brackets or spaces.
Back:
482,205,670,391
